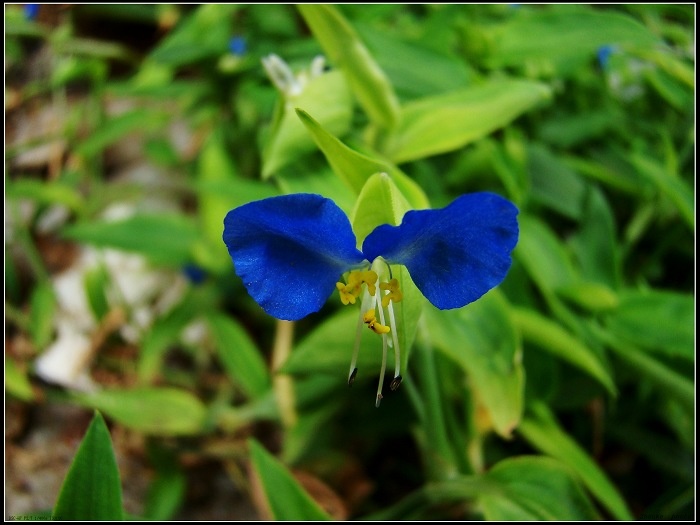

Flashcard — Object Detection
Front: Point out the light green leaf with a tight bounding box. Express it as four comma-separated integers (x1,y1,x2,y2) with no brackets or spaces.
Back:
383,80,551,163
29,281,56,350
262,70,353,177
6,179,84,212
479,456,601,520
519,402,633,520
207,313,271,399
296,109,429,210
604,289,694,360
298,4,400,130
53,412,124,521
83,265,111,322
248,439,332,521
629,152,694,229
527,144,587,221
515,214,578,293
5,356,35,401
424,290,524,438
71,388,207,436
62,214,198,267
483,9,658,68
149,4,240,66
556,282,620,313
74,110,168,158
197,129,241,251
512,307,616,395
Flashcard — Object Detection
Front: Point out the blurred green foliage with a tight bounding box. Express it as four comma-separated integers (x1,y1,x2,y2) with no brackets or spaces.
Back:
5,3,694,521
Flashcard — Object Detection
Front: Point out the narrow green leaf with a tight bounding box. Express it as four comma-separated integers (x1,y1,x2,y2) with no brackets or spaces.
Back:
630,152,694,229
62,214,198,267
207,313,270,399
71,388,207,436
296,109,429,210
29,281,56,350
297,4,400,129
519,402,633,520
5,356,35,401
512,307,616,395
383,80,551,163
515,214,578,293
595,327,694,412
149,4,240,66
6,179,84,212
248,439,332,521
424,291,524,438
74,110,168,158
262,70,353,177
479,456,601,520
53,412,124,521
83,265,111,322
483,9,658,68
604,289,694,360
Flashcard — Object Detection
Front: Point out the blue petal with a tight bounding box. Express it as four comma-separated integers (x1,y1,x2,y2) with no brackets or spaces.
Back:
362,193,519,310
223,194,365,321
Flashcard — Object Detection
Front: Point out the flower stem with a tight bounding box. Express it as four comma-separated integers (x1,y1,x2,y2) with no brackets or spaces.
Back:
271,319,297,428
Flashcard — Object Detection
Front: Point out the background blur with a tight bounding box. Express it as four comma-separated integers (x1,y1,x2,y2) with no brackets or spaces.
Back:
5,4,695,521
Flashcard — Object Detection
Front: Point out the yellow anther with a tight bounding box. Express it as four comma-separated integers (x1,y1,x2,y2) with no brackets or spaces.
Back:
363,308,390,335
380,278,403,307
359,270,378,295
336,282,357,305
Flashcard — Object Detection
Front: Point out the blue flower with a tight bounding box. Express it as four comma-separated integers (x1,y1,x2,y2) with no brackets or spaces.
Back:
228,36,247,56
223,191,519,405
597,44,617,70
23,4,39,20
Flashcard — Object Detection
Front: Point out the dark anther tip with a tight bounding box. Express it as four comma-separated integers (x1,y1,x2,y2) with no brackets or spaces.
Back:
348,367,358,386
390,375,403,391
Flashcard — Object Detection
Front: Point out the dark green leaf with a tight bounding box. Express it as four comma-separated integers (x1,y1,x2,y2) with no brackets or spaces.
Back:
53,412,124,521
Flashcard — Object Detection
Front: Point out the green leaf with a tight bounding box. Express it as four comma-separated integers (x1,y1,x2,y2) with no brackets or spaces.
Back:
70,388,207,436
262,70,353,177
83,265,111,322
519,402,633,520
248,438,332,521
595,326,694,413
568,186,622,289
207,313,271,399
149,4,240,66
74,110,169,158
6,179,84,212
5,356,35,401
296,109,429,210
629,152,694,229
515,214,578,293
527,144,587,221
483,8,658,68
62,214,198,267
556,282,620,313
604,289,694,360
424,290,524,438
479,456,601,520
53,412,124,521
512,307,616,395
383,80,551,163
29,281,56,350
298,4,400,130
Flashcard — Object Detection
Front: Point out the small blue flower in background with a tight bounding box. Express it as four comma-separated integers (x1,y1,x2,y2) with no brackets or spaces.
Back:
223,190,518,405
24,4,39,20
182,263,207,285
597,44,617,70
228,36,247,57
